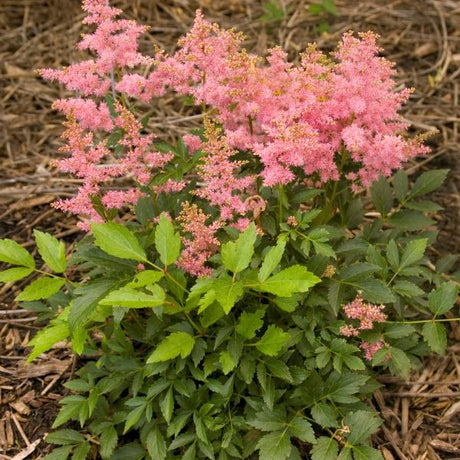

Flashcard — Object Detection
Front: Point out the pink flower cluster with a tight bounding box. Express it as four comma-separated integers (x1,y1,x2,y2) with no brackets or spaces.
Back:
176,202,221,277
119,13,428,188
41,0,429,274
340,296,388,360
340,296,387,336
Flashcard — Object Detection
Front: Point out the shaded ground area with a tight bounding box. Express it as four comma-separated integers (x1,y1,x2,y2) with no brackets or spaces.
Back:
0,0,459,458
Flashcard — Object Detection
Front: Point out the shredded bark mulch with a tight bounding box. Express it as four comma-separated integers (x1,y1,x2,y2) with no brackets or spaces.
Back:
0,1,459,458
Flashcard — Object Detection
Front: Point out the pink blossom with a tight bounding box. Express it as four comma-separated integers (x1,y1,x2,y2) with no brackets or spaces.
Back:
342,296,387,331
360,340,386,361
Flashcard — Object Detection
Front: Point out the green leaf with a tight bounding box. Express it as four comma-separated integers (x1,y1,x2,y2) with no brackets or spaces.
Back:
213,276,244,314
354,279,395,304
312,240,336,259
159,387,174,423
342,354,365,371
388,210,435,231
423,322,447,355
338,263,381,282
428,282,458,316
351,446,384,460
257,431,292,460
256,325,289,356
248,407,287,432
147,332,195,363
344,411,382,444
155,214,181,266
124,404,146,434
311,437,339,460
34,230,66,273
370,175,393,216
392,281,424,297
221,223,257,273
288,417,315,443
16,277,65,301
258,240,286,282
126,270,163,288
100,426,118,460
322,0,339,15
386,239,399,271
392,170,408,202
256,265,320,297
400,239,427,269
311,403,338,427
0,267,33,283
52,396,86,428
236,309,265,339
41,445,73,460
91,222,146,261
384,323,416,339
46,429,85,445
265,359,293,382
146,427,167,460
99,285,165,308
220,351,236,375
71,441,91,460
388,347,411,378
0,238,35,268
409,169,449,199
69,279,117,331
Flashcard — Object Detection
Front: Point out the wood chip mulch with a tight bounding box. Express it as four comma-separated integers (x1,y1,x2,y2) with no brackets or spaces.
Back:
0,0,459,458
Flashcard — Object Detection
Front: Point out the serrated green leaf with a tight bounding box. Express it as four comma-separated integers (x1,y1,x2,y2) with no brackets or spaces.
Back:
266,359,293,382
248,407,286,432
344,410,382,444
91,222,146,261
52,396,86,428
159,387,174,423
386,239,399,271
72,441,91,460
99,285,165,308
236,309,265,339
405,200,443,212
147,332,195,363
409,169,449,199
384,323,416,339
46,429,85,445
220,351,236,375
400,239,427,269
338,263,381,282
41,445,73,460
213,276,244,314
34,230,66,273
388,347,411,378
342,354,365,371
256,325,289,356
311,437,338,460
288,417,315,443
221,223,257,273
258,241,286,282
0,267,33,283
146,427,167,460
69,279,118,331
423,322,447,355
16,276,64,302
392,280,424,297
388,210,435,231
256,265,320,297
351,445,384,460
126,270,163,288
100,426,118,460
428,282,458,316
257,431,292,460
354,279,395,304
392,169,408,202
312,240,336,259
0,238,35,268
370,175,393,216
155,214,181,266
311,403,338,427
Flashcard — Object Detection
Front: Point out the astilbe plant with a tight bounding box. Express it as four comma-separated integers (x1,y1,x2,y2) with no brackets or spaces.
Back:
0,1,459,459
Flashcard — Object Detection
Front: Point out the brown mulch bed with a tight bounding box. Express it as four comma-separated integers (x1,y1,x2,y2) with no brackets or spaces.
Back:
0,0,459,458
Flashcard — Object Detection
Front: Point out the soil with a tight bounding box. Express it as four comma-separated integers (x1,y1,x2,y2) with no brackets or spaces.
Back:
0,1,459,459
